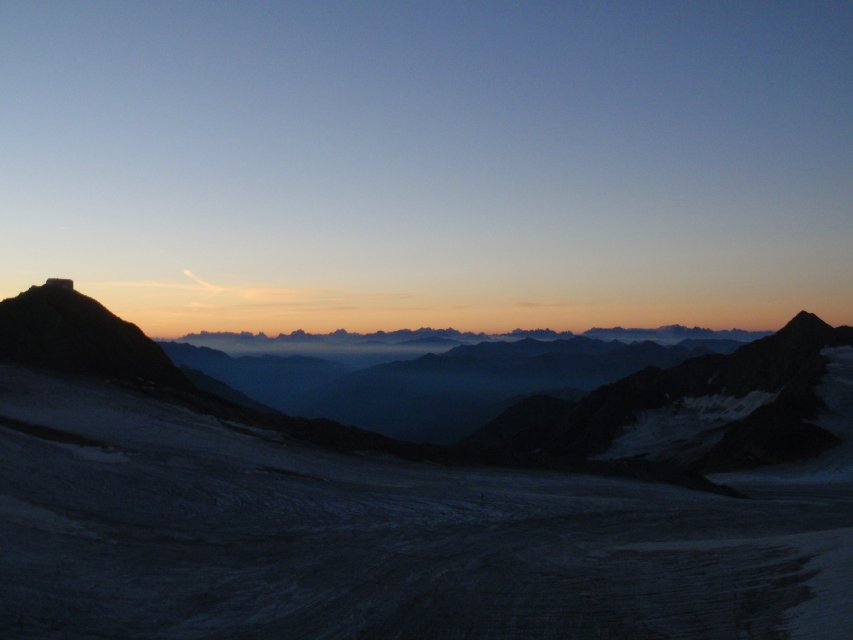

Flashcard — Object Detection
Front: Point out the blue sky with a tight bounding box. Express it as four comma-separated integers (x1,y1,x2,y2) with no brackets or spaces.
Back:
2,1,851,335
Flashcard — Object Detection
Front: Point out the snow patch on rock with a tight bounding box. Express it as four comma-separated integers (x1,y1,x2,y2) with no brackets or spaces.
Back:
712,347,853,484
596,390,777,464
681,390,779,423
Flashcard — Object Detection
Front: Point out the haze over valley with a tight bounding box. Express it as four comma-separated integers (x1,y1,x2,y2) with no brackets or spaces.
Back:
160,325,768,444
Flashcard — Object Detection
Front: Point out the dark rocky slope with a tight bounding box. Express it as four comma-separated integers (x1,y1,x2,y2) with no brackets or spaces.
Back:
467,312,852,473
0,280,189,387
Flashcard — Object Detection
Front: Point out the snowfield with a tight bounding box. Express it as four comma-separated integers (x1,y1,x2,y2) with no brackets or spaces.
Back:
2,363,852,639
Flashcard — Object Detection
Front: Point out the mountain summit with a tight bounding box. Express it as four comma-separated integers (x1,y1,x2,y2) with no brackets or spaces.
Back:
773,310,835,346
0,280,188,386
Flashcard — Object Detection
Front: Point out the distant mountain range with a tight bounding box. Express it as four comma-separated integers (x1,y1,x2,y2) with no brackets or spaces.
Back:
465,311,853,474
177,324,770,346
173,323,771,363
583,325,772,345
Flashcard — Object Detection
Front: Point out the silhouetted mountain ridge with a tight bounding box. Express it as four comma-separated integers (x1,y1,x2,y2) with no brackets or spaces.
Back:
0,281,188,387
180,327,491,345
582,324,771,344
177,323,769,354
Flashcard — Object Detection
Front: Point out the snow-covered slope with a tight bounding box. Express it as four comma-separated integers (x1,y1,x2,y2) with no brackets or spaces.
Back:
816,347,853,449
594,346,853,480
594,390,779,464
2,364,852,639
710,347,853,485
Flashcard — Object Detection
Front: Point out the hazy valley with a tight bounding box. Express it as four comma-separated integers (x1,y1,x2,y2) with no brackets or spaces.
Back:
161,326,765,444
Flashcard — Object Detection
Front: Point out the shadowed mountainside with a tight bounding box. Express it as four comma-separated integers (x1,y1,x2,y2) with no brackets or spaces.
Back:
159,341,351,411
177,365,278,413
466,312,853,473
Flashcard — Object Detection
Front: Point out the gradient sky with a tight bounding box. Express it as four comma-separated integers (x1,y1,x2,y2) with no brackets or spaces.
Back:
2,1,851,337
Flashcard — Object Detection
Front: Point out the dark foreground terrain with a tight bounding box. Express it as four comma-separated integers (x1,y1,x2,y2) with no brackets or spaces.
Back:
2,364,852,639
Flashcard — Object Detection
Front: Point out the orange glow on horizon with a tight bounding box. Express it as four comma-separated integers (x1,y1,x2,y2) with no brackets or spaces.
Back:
108,295,853,340
3,278,851,340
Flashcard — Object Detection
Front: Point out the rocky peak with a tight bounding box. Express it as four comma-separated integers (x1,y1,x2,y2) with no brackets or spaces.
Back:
0,283,189,386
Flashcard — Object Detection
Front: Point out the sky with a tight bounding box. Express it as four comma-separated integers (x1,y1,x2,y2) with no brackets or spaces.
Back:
2,1,851,337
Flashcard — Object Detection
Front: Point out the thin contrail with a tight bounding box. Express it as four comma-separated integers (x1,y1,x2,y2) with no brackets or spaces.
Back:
183,270,224,292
